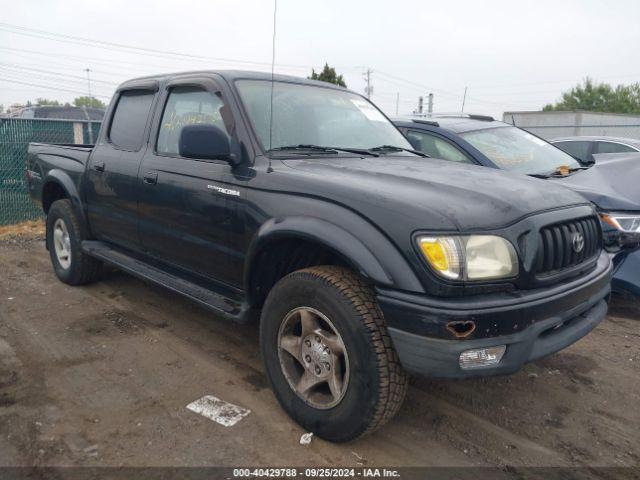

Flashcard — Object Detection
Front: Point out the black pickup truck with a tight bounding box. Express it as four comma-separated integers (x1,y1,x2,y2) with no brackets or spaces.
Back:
26,71,612,442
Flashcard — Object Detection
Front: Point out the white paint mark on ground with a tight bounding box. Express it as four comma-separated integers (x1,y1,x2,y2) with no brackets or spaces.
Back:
299,432,313,445
186,395,251,427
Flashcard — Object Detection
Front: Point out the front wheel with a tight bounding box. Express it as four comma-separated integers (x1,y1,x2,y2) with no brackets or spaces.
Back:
260,266,408,442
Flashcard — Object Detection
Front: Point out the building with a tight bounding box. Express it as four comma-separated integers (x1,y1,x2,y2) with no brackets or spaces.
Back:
502,110,640,141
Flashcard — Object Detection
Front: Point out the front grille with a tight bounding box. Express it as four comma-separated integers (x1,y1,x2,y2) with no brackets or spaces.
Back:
535,216,601,275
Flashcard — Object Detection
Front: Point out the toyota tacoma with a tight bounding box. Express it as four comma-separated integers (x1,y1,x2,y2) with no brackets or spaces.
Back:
26,71,612,442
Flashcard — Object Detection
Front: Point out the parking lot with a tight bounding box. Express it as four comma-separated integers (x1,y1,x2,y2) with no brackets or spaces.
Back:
0,229,639,469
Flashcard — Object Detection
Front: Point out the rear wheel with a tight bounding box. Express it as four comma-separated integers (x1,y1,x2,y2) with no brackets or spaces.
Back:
47,199,101,285
260,266,408,442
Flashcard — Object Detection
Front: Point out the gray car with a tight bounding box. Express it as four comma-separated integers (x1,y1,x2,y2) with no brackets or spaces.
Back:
552,135,640,164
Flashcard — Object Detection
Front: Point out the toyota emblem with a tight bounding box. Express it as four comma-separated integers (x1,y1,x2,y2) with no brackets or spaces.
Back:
572,232,585,253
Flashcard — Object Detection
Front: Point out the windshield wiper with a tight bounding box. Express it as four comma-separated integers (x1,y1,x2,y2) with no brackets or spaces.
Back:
268,144,339,154
369,145,429,157
527,173,550,179
268,144,379,156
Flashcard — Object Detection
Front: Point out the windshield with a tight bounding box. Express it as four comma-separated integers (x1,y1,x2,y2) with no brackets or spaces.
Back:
235,80,412,152
460,126,581,175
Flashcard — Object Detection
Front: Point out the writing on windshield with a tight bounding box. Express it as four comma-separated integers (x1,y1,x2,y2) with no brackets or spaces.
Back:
235,80,412,152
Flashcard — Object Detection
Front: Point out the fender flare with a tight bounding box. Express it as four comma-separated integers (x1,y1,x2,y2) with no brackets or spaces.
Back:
244,216,423,292
42,169,86,223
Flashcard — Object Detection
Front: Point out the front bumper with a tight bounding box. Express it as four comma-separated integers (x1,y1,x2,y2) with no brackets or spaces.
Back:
378,252,612,378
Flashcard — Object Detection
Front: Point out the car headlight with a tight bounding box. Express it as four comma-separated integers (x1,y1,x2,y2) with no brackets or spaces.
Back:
600,212,640,248
417,235,518,281
600,213,640,234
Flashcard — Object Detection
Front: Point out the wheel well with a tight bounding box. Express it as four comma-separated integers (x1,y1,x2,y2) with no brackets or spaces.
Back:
248,238,359,308
42,181,68,214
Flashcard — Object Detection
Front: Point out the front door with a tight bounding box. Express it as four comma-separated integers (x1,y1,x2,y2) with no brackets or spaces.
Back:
138,78,245,288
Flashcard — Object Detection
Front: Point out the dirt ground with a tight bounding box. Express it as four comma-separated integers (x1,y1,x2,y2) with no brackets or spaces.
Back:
0,231,639,471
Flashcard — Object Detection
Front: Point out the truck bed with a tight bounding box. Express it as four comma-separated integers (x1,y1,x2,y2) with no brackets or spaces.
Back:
26,142,95,210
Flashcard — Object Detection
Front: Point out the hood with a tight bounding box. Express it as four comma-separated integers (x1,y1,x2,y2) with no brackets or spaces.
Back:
552,153,640,211
280,155,588,231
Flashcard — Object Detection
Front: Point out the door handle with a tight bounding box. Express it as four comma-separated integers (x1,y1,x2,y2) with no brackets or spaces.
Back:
143,171,158,185
93,161,105,172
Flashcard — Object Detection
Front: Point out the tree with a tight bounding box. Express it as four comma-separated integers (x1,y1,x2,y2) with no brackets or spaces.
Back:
73,96,106,109
35,98,62,106
543,78,640,114
308,63,347,87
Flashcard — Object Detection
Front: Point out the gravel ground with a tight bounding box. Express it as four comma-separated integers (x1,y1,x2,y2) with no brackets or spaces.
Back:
0,233,638,472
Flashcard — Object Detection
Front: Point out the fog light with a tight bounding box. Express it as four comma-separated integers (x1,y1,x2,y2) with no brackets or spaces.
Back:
459,345,506,370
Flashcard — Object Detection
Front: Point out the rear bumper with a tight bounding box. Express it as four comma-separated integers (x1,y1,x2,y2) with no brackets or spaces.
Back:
378,253,612,378
611,249,640,298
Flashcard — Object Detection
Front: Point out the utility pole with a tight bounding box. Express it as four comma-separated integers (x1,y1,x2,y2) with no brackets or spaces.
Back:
395,92,399,116
363,68,373,99
427,93,433,114
84,68,93,104
461,86,467,112
84,68,94,144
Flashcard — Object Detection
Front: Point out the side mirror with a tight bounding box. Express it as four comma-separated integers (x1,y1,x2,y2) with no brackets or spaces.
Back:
179,124,233,162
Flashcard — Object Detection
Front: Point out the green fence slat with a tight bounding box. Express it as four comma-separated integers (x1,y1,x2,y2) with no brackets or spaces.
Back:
0,118,102,226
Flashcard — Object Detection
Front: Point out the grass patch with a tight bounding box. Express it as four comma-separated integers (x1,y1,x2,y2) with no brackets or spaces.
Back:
0,220,45,239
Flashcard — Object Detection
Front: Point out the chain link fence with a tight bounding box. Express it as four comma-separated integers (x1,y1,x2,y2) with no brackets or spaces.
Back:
0,118,101,226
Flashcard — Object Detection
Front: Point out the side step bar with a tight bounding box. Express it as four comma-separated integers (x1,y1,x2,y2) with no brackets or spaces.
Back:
82,240,247,322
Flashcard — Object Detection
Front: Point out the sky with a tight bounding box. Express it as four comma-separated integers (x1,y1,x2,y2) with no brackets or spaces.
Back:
1,0,639,119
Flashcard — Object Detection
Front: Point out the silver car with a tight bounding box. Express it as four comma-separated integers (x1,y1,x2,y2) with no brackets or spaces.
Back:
552,135,640,163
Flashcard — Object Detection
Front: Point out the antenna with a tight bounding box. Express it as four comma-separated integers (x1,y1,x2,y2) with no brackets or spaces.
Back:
267,0,277,173
461,86,467,112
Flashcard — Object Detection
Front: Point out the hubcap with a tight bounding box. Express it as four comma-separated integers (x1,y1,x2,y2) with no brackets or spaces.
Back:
53,218,71,269
277,307,349,409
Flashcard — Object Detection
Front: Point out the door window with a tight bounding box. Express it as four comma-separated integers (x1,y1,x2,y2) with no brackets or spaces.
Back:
553,141,591,163
406,130,472,163
594,141,637,154
109,90,155,151
156,87,230,157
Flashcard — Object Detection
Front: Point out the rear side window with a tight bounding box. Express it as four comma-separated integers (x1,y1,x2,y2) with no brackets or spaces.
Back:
554,140,591,162
109,90,155,151
406,130,472,163
594,141,637,154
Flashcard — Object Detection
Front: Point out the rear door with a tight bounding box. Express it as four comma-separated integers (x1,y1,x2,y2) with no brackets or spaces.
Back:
593,141,639,155
138,76,246,288
85,84,158,251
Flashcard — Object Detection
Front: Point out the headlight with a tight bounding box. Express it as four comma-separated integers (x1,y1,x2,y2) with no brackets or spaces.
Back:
417,235,518,281
600,212,640,248
600,213,640,234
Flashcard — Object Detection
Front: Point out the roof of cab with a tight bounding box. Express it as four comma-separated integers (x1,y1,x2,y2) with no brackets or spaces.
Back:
393,114,509,134
117,70,349,92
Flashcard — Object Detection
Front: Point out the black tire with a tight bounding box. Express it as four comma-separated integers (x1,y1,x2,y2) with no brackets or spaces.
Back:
260,266,408,442
46,199,101,285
